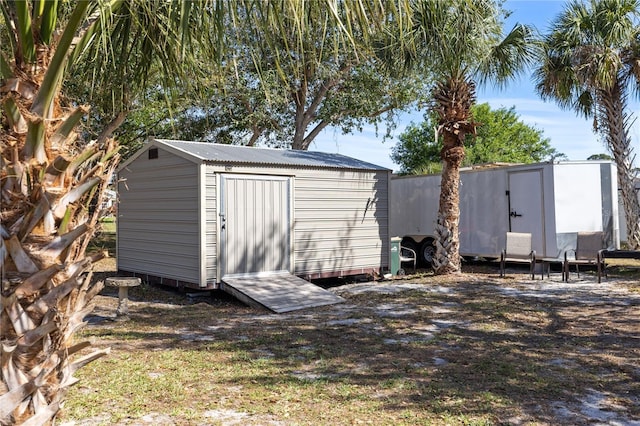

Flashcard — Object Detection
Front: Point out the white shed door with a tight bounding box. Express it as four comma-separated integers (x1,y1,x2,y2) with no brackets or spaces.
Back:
508,170,545,255
220,174,291,277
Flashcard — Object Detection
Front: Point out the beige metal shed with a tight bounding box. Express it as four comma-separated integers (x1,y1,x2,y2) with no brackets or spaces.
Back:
116,140,389,307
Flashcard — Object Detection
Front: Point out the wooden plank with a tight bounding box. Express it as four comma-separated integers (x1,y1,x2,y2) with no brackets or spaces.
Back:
221,273,344,313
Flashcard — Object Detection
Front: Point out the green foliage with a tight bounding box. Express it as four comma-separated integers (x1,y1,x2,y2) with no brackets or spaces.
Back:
467,103,564,164
409,0,535,89
587,153,614,161
391,103,564,174
61,1,223,155
390,113,441,174
73,1,424,153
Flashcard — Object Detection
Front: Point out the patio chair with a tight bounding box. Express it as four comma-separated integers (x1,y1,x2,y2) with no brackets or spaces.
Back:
500,232,536,279
563,231,606,283
399,244,417,274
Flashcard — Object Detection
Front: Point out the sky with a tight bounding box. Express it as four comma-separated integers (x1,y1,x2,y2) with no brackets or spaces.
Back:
309,0,640,172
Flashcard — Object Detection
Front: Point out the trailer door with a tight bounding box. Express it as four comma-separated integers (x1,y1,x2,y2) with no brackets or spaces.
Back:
507,170,545,255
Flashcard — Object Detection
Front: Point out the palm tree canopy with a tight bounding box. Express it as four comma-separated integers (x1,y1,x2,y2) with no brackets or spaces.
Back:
65,0,224,120
534,0,640,117
409,0,536,88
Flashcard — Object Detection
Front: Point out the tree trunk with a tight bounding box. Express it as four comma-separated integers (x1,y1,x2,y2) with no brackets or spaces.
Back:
1,47,119,426
599,85,640,249
431,77,476,274
433,134,465,274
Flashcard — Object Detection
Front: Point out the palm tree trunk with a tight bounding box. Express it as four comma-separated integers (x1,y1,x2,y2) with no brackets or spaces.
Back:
1,132,118,424
1,13,119,420
432,78,476,274
598,85,640,249
433,136,465,273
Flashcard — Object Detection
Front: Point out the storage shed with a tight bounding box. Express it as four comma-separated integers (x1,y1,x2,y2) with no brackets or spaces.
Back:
116,140,390,299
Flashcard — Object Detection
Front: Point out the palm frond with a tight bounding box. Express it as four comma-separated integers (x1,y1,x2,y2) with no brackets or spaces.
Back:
30,2,90,118
13,0,36,63
38,0,58,44
68,0,223,115
0,51,12,78
478,23,537,88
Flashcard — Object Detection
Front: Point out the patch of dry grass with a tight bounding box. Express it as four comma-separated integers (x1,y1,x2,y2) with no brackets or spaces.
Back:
59,257,640,425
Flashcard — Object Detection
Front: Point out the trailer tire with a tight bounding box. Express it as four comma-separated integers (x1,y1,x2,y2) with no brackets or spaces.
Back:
400,239,418,258
419,238,436,268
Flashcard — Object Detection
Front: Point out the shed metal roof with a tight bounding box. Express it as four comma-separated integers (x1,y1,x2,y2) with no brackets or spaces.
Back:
148,139,389,171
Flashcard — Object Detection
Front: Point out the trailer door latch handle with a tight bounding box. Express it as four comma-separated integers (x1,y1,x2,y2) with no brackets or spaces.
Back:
509,210,522,218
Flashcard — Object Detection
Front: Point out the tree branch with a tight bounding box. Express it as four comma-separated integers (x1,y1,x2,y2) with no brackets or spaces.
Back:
95,110,127,145
304,62,354,127
300,120,331,150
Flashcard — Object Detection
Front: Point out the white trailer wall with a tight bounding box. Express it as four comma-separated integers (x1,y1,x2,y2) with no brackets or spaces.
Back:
459,168,510,258
551,162,619,253
390,161,619,261
388,173,439,242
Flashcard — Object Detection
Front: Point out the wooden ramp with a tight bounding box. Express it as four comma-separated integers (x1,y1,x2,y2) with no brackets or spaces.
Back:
221,273,344,313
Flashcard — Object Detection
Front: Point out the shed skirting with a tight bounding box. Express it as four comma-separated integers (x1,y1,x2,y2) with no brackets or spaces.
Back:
118,270,218,290
302,267,381,281
118,267,382,291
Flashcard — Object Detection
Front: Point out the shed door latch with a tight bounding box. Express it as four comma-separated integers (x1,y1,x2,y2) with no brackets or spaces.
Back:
219,213,226,230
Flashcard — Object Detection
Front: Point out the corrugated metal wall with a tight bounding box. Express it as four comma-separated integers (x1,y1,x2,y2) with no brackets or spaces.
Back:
117,149,201,283
204,165,389,279
293,168,388,276
204,169,217,285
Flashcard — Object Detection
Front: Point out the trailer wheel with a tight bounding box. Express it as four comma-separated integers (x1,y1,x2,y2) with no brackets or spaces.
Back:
420,238,436,268
400,239,418,258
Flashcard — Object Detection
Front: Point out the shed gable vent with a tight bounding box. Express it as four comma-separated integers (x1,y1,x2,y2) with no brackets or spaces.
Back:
148,148,159,159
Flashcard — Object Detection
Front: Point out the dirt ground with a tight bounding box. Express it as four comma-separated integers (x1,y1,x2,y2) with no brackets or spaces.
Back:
61,258,640,425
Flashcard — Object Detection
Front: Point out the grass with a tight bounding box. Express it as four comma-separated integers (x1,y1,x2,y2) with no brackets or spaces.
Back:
60,258,640,425
605,258,640,293
87,216,116,256
99,216,116,233
65,229,640,424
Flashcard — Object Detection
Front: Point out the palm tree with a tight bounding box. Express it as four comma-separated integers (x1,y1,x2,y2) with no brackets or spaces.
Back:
0,1,220,423
534,0,640,250
399,0,535,273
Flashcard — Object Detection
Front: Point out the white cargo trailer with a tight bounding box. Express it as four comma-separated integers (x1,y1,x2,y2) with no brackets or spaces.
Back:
390,161,620,265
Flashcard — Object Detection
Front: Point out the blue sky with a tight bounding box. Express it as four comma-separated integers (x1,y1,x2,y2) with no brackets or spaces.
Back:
310,0,640,171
